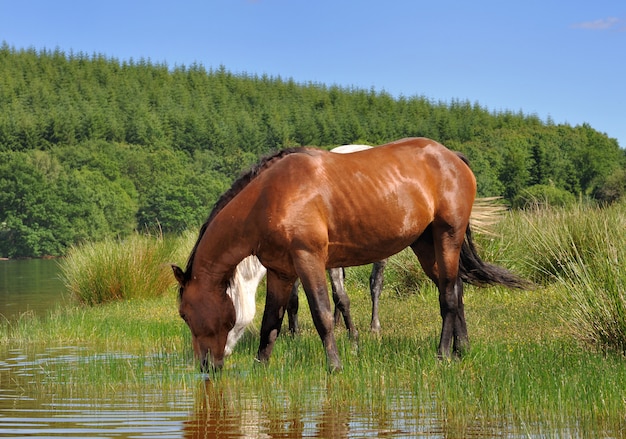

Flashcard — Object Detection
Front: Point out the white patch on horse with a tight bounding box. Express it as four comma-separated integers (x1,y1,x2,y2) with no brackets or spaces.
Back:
331,144,372,154
224,255,266,356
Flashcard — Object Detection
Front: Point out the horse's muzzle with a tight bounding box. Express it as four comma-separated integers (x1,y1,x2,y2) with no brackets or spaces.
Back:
200,356,223,374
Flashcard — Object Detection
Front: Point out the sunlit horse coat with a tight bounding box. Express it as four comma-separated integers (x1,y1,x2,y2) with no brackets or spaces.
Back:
221,144,388,357
173,137,527,372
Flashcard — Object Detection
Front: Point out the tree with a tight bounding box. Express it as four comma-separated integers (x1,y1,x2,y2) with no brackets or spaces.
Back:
498,137,532,202
1,46,623,256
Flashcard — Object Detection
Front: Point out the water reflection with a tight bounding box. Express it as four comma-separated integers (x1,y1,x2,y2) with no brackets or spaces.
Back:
0,344,585,438
0,407,189,438
0,345,192,438
0,345,448,438
185,380,444,438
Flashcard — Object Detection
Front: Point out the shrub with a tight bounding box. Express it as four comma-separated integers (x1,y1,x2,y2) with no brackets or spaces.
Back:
593,168,626,205
60,232,185,305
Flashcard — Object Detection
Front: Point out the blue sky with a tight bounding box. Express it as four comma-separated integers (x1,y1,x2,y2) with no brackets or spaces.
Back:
1,0,624,148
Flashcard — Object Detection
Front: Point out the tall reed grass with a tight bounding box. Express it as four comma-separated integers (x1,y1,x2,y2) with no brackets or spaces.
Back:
60,230,193,305
483,201,626,353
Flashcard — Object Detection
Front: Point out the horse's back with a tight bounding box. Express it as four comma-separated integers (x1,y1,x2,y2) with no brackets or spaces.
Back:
249,138,476,267
324,137,476,200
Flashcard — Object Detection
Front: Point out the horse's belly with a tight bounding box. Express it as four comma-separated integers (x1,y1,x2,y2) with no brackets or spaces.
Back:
326,239,411,268
326,222,427,268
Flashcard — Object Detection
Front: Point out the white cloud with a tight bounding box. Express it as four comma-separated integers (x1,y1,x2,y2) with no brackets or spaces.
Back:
571,17,623,31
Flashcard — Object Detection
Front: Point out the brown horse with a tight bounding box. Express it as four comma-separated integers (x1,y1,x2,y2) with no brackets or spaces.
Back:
172,137,526,372
286,143,388,338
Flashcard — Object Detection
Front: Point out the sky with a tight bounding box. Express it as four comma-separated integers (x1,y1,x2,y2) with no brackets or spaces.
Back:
1,0,624,148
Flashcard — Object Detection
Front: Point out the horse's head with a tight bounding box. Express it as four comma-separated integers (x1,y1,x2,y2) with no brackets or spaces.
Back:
172,265,236,372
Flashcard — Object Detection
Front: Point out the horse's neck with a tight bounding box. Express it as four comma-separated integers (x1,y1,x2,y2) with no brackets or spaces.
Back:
226,256,267,326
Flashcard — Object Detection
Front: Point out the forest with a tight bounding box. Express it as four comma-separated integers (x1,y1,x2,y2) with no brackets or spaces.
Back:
1,44,625,258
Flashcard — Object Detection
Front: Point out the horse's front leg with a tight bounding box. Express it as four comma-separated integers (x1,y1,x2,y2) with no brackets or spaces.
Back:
298,259,342,372
256,270,296,364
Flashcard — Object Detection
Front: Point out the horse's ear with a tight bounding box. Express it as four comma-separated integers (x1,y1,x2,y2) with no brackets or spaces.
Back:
171,265,185,286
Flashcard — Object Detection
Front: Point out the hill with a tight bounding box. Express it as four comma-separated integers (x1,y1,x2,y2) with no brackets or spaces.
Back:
1,44,624,257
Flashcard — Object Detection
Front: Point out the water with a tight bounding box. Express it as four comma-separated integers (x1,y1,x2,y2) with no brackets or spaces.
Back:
0,344,525,438
1,261,446,438
0,259,66,321
0,345,460,438
0,260,596,438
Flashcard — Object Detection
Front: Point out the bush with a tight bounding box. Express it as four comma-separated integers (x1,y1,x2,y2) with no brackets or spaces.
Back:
60,232,186,305
593,168,626,205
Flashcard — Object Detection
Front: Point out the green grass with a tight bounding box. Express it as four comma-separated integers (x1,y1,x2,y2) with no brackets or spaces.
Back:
2,201,626,437
486,201,626,353
3,281,624,436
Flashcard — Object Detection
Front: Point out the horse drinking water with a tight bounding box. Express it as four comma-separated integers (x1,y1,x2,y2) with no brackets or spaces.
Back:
205,144,387,355
173,137,526,373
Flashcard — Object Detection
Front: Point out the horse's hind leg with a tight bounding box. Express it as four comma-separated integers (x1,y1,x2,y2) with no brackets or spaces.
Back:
440,276,468,358
328,268,358,340
257,270,296,364
287,280,300,335
328,268,344,326
369,259,387,333
411,226,469,359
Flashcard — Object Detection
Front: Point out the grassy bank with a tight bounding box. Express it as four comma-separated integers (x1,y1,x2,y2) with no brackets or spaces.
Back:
2,201,626,436
2,282,624,436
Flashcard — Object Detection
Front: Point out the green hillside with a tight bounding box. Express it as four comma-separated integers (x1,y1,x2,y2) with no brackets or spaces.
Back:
1,44,624,257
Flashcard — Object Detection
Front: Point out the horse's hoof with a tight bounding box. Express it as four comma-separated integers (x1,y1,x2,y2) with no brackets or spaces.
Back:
254,357,269,366
328,364,343,374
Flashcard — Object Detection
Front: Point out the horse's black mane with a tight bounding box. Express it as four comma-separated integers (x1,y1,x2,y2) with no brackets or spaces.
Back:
455,151,470,166
182,147,308,282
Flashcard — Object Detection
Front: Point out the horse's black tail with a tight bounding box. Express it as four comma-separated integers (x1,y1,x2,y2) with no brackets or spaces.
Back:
459,225,530,289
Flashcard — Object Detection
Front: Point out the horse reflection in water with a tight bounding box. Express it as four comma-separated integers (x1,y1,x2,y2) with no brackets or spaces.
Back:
173,137,527,372
184,380,512,438
185,381,370,438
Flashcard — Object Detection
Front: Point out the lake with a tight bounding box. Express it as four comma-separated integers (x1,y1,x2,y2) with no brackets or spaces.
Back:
0,259,67,321
0,343,523,438
0,342,533,438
